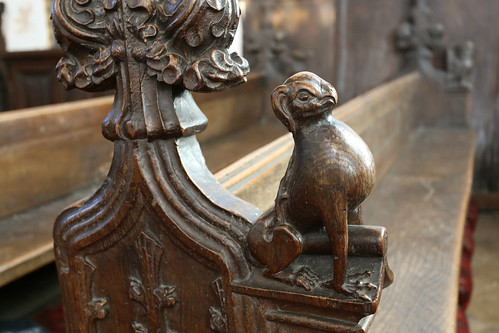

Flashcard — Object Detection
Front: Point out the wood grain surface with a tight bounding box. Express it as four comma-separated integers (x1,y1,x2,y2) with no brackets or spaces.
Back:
0,97,113,219
0,72,418,287
0,71,474,332
0,75,271,287
224,128,475,332
366,129,475,333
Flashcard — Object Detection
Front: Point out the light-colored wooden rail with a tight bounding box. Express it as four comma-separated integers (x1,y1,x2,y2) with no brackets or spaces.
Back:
214,72,475,333
0,72,420,287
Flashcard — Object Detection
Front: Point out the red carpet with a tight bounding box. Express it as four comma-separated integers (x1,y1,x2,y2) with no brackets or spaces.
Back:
457,199,478,333
35,304,65,333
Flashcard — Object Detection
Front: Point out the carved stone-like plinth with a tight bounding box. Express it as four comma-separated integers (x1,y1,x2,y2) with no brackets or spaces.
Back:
234,256,386,332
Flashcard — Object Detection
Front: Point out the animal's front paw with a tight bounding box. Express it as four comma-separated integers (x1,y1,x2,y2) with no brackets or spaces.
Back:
294,267,320,291
345,270,377,301
322,270,377,301
349,270,372,280
338,282,372,301
264,266,319,291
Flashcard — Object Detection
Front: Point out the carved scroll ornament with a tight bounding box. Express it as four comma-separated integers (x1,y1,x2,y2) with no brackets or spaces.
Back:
53,1,392,332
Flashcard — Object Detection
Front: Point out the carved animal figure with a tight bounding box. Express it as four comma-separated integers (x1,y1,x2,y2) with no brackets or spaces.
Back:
248,72,376,298
447,41,474,90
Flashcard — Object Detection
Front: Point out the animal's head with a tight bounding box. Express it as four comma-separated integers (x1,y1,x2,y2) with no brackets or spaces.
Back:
271,72,338,132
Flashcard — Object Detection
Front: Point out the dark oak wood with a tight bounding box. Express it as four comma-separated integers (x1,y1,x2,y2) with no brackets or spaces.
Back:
2,49,110,110
366,129,475,333
216,70,475,331
1,63,474,332
248,72,392,300
1,71,418,300
0,74,277,288
0,1,481,330
225,127,475,333
2,0,496,195
49,0,392,331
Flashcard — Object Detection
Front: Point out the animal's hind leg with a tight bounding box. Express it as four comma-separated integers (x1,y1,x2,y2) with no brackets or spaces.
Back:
321,189,374,300
348,206,364,225
321,188,348,291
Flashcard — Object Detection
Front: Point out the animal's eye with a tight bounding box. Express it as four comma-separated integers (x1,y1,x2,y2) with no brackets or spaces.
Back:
297,92,310,102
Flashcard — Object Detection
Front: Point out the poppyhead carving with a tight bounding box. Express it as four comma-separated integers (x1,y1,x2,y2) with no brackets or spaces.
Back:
52,0,249,92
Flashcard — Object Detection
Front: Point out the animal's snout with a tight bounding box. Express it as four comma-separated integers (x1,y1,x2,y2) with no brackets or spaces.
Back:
319,97,336,108
321,82,338,105
316,96,336,114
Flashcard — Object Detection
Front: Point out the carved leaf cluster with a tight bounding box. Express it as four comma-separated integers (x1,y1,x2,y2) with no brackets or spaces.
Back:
153,286,177,307
146,41,183,85
184,50,249,91
209,306,227,332
55,43,119,90
209,277,228,332
53,0,120,90
138,0,249,91
84,299,109,322
53,0,249,92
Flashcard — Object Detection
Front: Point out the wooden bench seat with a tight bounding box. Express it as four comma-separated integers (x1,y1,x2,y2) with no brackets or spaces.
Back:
0,186,98,287
219,127,474,332
365,128,475,332
0,70,475,332
213,72,475,332
0,119,285,287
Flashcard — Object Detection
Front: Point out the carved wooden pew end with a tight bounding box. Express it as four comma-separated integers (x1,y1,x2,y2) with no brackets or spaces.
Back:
51,1,391,332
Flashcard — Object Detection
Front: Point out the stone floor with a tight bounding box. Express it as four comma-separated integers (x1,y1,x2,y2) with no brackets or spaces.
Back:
468,211,499,332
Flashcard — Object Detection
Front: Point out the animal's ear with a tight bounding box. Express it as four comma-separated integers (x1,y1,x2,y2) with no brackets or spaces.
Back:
271,85,295,132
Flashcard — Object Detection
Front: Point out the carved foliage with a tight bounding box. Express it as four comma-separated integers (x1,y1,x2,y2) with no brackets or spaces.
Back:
52,0,249,92
74,258,109,332
209,278,228,332
130,232,177,332
446,41,474,91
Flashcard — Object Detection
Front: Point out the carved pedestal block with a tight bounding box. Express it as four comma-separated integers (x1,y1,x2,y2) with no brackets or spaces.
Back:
233,255,387,332
52,1,392,332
